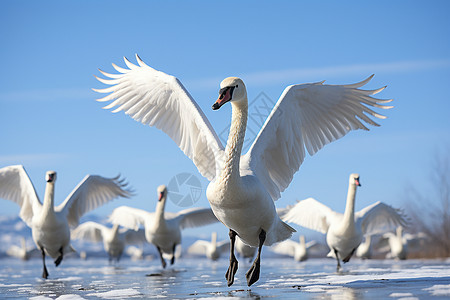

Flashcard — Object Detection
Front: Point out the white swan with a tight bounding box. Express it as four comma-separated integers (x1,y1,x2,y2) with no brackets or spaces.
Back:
188,232,230,261
6,237,39,260
380,226,426,260
72,221,146,262
94,55,392,285
283,174,407,270
235,236,256,261
0,165,132,278
271,235,319,261
356,234,373,259
108,185,219,268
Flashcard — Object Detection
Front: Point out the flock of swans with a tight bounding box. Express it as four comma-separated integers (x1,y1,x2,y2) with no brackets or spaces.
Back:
0,55,417,286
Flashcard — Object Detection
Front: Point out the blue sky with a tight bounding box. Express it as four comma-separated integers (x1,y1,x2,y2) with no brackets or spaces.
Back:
1,1,449,239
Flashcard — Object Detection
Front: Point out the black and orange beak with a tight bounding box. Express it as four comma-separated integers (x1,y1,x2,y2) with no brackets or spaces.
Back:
158,192,164,202
355,178,361,187
46,173,55,183
212,86,235,110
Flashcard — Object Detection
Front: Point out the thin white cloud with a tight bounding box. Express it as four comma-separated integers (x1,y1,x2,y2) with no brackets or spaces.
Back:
186,59,450,90
1,59,449,101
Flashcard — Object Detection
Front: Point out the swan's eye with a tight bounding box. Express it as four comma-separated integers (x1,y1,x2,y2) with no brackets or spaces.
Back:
235,85,238,88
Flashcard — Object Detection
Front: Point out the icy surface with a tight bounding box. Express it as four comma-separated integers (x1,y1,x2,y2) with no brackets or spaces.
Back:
0,257,449,299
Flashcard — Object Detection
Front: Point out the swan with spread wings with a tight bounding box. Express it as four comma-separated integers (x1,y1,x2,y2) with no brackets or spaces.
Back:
94,55,392,286
0,165,132,278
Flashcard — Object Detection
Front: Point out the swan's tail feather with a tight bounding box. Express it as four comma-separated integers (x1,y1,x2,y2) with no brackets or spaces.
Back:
266,221,296,246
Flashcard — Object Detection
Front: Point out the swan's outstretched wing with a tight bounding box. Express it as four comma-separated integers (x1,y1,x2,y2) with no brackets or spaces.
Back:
124,228,147,244
243,76,392,200
282,198,340,234
271,239,297,257
72,221,107,243
355,201,407,235
0,165,42,226
57,175,133,228
305,240,319,250
172,207,219,229
187,240,209,255
108,206,154,231
94,55,225,181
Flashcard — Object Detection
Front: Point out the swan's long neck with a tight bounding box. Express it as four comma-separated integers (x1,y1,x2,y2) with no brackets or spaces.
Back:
42,181,56,217
219,101,248,183
342,183,357,228
155,198,167,228
112,224,120,237
299,236,306,248
211,232,217,246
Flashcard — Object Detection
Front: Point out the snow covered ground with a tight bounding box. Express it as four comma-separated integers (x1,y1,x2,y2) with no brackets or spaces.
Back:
0,256,449,299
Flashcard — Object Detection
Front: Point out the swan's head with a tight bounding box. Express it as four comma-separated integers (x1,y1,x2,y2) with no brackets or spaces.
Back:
157,185,167,202
46,171,57,183
349,173,361,187
212,77,247,110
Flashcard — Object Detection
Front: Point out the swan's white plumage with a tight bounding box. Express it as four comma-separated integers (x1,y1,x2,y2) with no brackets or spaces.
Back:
94,55,224,181
271,235,319,261
283,174,407,266
72,221,146,244
281,198,340,234
242,76,393,200
108,206,218,232
108,185,218,262
57,175,132,228
95,56,393,284
355,201,408,236
0,165,41,227
187,232,230,260
0,164,132,277
72,221,146,260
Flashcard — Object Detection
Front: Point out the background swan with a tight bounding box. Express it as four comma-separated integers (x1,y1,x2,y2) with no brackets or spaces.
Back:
378,226,427,260
283,174,407,270
95,55,392,286
108,185,218,268
271,235,320,262
72,221,146,262
356,234,373,259
235,236,256,262
6,237,39,260
0,165,132,278
188,232,230,261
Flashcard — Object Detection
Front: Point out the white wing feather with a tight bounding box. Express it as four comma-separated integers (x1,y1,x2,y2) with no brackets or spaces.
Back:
71,221,106,242
0,165,42,226
355,201,408,235
282,198,340,234
173,207,219,229
271,239,297,256
57,175,132,228
243,76,393,200
187,240,209,255
108,206,154,231
94,55,225,181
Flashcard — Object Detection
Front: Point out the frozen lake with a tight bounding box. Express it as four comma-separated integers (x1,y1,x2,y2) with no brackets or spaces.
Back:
0,256,449,299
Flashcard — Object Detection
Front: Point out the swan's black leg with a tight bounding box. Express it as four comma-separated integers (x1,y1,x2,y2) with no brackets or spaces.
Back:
156,246,166,268
343,248,356,263
54,247,63,267
334,248,341,271
40,247,49,279
170,244,176,265
245,229,266,287
225,229,239,287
